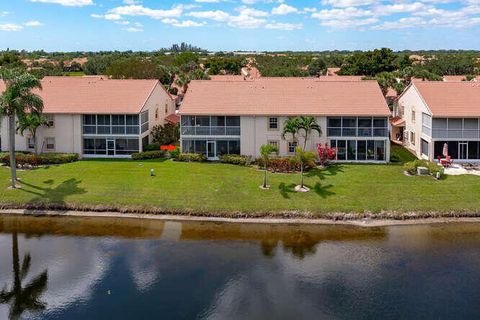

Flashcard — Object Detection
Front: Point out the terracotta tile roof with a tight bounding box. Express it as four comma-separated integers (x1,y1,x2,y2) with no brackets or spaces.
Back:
413,82,480,117
165,113,180,124
0,76,160,114
390,116,405,127
180,78,390,116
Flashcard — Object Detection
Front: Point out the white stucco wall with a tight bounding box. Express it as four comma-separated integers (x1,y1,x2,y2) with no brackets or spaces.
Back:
397,84,433,159
141,83,176,141
240,116,327,158
0,114,82,154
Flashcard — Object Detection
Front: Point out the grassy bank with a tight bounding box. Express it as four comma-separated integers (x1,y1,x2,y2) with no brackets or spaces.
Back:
0,159,479,216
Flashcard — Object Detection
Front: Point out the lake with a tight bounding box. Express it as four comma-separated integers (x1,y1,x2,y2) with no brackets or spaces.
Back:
1,215,480,319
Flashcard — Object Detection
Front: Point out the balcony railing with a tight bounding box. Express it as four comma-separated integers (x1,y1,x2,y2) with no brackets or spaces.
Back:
432,129,480,139
181,126,241,136
327,127,388,137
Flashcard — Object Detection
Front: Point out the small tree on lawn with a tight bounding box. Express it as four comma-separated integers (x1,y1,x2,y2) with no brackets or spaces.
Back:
0,69,43,189
297,116,322,150
316,143,337,167
294,147,317,192
17,113,50,155
259,144,278,189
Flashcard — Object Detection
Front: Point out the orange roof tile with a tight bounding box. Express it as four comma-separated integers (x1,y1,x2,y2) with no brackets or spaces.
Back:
413,82,480,117
180,78,390,116
0,76,160,114
165,113,180,124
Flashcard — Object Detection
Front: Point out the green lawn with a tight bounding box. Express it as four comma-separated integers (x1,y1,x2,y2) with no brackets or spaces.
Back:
1,159,479,215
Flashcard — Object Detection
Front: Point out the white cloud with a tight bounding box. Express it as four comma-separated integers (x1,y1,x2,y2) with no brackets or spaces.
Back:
30,0,93,6
123,26,143,32
24,20,44,27
162,18,206,27
271,4,298,15
108,5,184,19
265,22,302,30
236,6,270,17
0,23,23,31
321,0,378,7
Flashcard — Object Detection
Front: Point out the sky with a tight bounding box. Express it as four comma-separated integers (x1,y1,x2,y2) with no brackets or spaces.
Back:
0,0,479,52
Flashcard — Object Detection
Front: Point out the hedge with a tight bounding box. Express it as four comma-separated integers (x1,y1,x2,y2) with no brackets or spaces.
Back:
131,150,167,160
175,153,207,162
404,159,444,176
219,154,252,166
0,152,79,167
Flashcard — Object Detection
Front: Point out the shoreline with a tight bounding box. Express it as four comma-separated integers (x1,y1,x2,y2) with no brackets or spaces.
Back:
2,208,480,227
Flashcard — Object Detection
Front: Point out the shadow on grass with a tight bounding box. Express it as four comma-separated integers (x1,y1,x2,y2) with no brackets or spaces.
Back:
278,182,335,199
18,178,87,210
305,164,344,180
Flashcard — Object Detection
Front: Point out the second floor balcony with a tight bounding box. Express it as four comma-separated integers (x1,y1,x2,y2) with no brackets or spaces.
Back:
181,115,241,136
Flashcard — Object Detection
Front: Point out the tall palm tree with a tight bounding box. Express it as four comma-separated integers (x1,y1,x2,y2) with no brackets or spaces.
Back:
375,72,397,97
0,69,43,188
259,144,278,189
17,113,50,155
282,117,300,142
175,74,190,94
297,116,322,150
0,232,48,320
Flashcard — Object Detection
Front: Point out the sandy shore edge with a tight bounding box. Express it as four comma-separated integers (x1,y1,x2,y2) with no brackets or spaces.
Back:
2,209,480,227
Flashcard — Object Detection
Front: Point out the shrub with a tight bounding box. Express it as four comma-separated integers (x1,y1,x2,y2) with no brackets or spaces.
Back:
144,143,161,151
0,152,78,167
151,123,180,146
403,159,443,177
168,148,180,159
256,157,306,173
131,150,166,160
316,143,337,166
175,153,207,162
219,154,251,166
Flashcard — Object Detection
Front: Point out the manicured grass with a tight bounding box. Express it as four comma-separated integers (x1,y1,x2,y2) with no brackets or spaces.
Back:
63,71,86,76
390,143,417,164
0,160,479,215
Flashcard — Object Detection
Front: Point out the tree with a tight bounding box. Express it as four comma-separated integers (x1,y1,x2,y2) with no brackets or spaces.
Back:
297,116,322,150
282,117,300,142
0,232,48,320
175,74,190,93
375,72,397,97
294,147,317,192
307,58,327,77
16,113,50,155
106,57,171,83
259,144,278,189
0,69,43,188
339,48,397,76
151,123,180,146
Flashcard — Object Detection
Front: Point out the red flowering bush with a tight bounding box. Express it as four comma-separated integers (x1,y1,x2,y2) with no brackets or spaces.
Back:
317,143,337,166
160,145,177,151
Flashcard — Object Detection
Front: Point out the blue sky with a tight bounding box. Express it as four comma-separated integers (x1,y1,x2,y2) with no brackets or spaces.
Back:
0,0,479,51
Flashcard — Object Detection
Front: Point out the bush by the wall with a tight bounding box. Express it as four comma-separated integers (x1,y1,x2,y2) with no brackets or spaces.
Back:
175,153,207,162
0,152,79,167
144,143,161,151
131,150,166,160
403,159,444,176
256,157,305,173
219,154,252,166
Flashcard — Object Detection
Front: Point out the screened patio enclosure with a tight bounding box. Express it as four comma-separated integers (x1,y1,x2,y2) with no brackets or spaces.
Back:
434,141,480,161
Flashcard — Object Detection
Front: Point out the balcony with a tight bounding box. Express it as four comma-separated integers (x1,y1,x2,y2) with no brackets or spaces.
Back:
181,126,241,136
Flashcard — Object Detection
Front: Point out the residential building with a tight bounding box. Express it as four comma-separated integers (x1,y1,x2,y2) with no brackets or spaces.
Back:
179,78,391,162
393,81,480,161
0,76,176,158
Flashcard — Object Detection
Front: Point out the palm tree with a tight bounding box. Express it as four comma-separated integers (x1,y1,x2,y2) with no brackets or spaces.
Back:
0,232,48,320
259,144,278,189
375,72,397,97
17,113,50,155
297,116,322,150
294,146,316,192
175,74,190,94
0,69,43,189
282,117,300,142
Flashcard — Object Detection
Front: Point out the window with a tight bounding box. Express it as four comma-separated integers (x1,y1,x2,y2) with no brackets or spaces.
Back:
268,117,278,130
165,103,168,114
268,140,279,149
421,139,429,156
410,132,416,145
45,114,55,127
45,137,55,150
288,141,297,154
327,116,388,138
26,137,35,149
411,110,416,122
155,108,159,120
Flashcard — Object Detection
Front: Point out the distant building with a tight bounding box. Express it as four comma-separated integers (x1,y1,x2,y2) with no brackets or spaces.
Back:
179,78,391,162
0,77,176,158
393,81,480,161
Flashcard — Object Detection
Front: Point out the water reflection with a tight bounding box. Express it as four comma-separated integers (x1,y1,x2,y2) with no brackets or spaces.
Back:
0,232,48,320
1,215,480,319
